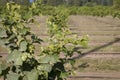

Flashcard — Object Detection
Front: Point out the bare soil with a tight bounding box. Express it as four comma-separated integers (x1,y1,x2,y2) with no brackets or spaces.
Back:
68,72,120,80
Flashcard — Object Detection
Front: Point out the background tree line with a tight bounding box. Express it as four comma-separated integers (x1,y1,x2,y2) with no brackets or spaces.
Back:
0,0,120,9
42,0,113,6
0,0,29,5
0,0,114,6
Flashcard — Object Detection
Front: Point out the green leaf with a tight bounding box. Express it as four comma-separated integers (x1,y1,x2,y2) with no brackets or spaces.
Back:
80,39,88,47
0,61,8,75
23,11,32,20
38,55,59,64
23,75,28,80
19,40,28,51
25,69,39,80
8,34,16,41
15,55,23,66
7,73,20,80
19,27,30,35
37,64,52,72
7,50,23,65
31,2,36,9
0,28,6,37
6,3,10,10
17,35,24,45
80,35,89,47
69,60,75,66
60,72,69,79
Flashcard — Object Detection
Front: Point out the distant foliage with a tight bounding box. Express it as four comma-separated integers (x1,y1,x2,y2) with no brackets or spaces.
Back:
113,0,120,9
0,0,113,6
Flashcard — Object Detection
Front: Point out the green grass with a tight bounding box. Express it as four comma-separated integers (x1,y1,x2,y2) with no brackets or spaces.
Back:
75,58,120,72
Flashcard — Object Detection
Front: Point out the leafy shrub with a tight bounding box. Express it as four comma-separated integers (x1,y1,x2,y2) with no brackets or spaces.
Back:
0,2,42,80
0,2,88,80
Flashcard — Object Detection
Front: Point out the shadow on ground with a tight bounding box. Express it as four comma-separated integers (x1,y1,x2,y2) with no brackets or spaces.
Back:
72,38,120,59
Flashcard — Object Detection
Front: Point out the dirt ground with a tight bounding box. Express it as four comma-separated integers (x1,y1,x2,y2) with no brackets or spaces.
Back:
67,15,120,80
67,72,120,80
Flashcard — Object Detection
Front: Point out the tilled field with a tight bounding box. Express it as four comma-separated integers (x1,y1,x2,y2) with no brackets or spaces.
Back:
68,15,120,80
